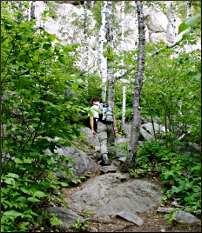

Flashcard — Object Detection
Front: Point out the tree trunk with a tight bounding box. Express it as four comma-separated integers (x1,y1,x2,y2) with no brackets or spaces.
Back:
120,1,127,130
30,1,35,20
167,2,177,43
98,1,108,102
122,85,126,129
82,1,89,94
106,1,115,111
125,0,145,169
186,0,192,18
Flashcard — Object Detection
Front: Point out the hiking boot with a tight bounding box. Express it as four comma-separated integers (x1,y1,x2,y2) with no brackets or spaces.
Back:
100,153,110,166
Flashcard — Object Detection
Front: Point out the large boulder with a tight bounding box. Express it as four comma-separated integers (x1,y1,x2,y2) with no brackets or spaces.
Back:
66,173,161,219
150,32,167,43
54,146,99,177
145,8,168,32
124,122,166,141
80,127,100,150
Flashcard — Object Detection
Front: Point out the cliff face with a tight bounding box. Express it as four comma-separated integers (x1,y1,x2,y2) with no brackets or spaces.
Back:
33,1,200,72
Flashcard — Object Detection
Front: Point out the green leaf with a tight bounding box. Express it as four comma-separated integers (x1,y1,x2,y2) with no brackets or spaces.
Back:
4,178,15,185
59,182,69,187
20,187,32,195
14,158,23,164
50,215,63,226
6,173,19,179
2,210,22,220
178,14,201,34
33,191,47,198
27,197,40,203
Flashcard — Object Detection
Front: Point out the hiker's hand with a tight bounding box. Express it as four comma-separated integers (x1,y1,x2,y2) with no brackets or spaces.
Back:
114,128,118,134
92,129,96,137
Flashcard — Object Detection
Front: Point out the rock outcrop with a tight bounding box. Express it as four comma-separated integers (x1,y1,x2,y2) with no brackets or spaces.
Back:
66,173,161,219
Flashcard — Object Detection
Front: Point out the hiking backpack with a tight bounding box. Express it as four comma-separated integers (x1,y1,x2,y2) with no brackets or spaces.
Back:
99,103,114,123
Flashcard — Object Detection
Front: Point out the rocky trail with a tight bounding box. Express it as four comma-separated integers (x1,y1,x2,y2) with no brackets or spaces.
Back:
48,127,201,232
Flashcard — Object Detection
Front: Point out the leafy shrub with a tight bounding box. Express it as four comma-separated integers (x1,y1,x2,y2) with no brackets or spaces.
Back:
1,2,82,231
129,141,201,215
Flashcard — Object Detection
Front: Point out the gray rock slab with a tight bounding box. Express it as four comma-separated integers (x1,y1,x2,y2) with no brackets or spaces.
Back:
157,207,175,213
46,207,85,231
116,211,144,226
175,211,201,225
115,138,129,144
80,127,100,147
100,164,117,174
66,173,161,218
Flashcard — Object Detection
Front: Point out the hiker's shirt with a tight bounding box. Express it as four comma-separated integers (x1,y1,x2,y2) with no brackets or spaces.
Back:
89,104,101,132
90,104,100,119
89,104,114,156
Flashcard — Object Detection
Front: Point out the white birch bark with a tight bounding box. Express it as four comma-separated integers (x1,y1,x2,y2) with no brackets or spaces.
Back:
124,0,145,169
82,1,89,71
98,1,108,102
167,1,177,43
30,1,35,20
186,0,192,18
122,85,126,129
120,1,127,129
82,1,89,94
27,2,32,21
106,1,115,111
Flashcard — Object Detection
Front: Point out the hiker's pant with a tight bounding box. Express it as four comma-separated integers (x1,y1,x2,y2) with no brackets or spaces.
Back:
97,121,114,157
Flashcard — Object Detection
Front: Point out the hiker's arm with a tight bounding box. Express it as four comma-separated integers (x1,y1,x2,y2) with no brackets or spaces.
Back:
90,116,96,136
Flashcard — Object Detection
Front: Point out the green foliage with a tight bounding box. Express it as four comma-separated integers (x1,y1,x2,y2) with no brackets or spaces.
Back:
178,14,201,34
70,218,89,231
1,2,81,231
129,141,201,215
141,43,201,145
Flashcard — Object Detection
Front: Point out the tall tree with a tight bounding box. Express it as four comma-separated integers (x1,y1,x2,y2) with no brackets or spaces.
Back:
167,1,177,43
119,1,127,130
124,0,145,169
98,1,108,102
186,0,192,18
106,1,115,110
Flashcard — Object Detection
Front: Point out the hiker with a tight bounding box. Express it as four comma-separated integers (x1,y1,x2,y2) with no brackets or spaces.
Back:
89,97,115,165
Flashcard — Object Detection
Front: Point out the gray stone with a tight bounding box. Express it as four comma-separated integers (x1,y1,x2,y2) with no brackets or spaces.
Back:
80,127,100,148
100,164,117,174
54,146,99,177
150,32,167,43
140,127,154,141
175,211,201,225
145,8,168,32
46,207,85,231
116,211,144,226
157,207,175,213
66,173,161,218
115,137,129,144
140,122,166,141
87,226,98,232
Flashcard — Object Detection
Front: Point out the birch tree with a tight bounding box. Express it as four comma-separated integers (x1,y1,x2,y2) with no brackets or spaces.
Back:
167,1,177,43
98,1,108,102
119,1,127,129
186,0,192,18
124,0,145,169
106,1,116,111
82,1,89,94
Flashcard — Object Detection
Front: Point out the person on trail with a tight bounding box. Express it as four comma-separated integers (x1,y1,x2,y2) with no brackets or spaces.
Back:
89,97,115,165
